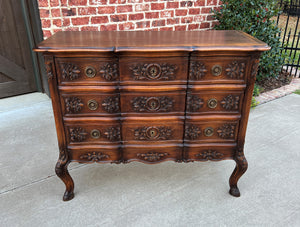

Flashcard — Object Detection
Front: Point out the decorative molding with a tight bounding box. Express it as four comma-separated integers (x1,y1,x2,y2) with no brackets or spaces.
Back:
80,152,110,162
137,152,169,162
186,95,204,112
216,124,235,139
251,59,260,77
130,63,177,80
102,96,120,113
225,61,245,79
220,95,240,110
131,96,174,112
134,126,173,140
189,62,207,79
99,63,119,81
61,63,81,80
185,124,202,140
104,126,121,141
44,57,53,79
195,150,224,161
65,97,83,113
69,127,88,142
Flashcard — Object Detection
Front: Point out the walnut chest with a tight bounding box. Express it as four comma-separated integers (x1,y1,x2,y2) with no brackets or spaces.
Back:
35,31,269,201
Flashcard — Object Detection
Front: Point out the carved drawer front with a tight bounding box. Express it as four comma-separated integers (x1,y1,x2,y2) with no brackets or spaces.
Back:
56,57,119,85
184,118,239,143
119,57,188,85
184,144,235,162
189,57,249,84
122,117,184,143
69,146,120,163
65,121,121,145
60,91,120,117
186,89,244,115
123,145,182,163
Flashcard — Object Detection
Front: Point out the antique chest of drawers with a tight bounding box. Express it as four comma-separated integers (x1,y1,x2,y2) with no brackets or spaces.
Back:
35,31,269,201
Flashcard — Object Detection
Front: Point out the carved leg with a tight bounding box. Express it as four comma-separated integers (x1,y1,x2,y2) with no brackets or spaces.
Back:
229,148,248,197
55,149,74,201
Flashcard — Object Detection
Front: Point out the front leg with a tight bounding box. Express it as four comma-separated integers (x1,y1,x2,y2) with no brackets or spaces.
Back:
229,147,248,197
55,148,74,201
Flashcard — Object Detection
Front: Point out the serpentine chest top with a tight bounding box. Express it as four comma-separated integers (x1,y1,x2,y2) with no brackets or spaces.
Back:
35,31,269,201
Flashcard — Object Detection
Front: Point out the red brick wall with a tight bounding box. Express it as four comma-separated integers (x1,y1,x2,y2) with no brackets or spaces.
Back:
38,0,221,39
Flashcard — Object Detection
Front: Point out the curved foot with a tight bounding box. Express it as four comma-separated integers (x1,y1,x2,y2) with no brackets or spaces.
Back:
63,190,75,201
229,148,248,197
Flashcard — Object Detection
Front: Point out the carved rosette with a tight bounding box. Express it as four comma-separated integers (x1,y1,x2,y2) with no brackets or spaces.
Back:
220,95,240,110
104,127,121,141
189,62,207,79
70,127,88,142
65,97,83,113
130,63,177,80
134,126,173,140
217,124,235,139
102,96,120,113
80,152,110,162
186,95,204,112
61,63,81,80
131,96,174,112
99,63,119,81
195,150,224,161
225,61,245,79
185,124,202,140
137,152,169,162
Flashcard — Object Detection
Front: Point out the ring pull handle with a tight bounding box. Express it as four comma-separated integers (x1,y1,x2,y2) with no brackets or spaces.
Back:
85,66,96,78
204,127,214,137
87,99,98,110
207,98,218,109
212,65,222,76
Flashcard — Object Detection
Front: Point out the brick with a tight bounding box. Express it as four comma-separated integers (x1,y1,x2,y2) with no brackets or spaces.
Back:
135,4,150,12
109,0,117,3
175,25,186,31
151,3,164,10
152,19,166,27
160,27,173,31
136,21,150,29
61,0,68,6
119,22,135,30
69,0,87,5
100,24,117,31
41,19,51,28
160,10,174,18
63,27,80,31
181,16,194,23
117,5,133,13
194,15,205,22
167,18,179,25
145,28,159,31
98,6,115,14
189,8,200,15
89,0,107,5
72,17,89,25
117,0,126,3
144,0,158,2
62,18,71,26
207,15,215,21
180,1,193,7
43,30,52,39
78,7,97,15
145,12,159,19
50,0,59,7
128,0,143,3
91,16,109,24
53,19,62,27
62,8,76,17
201,7,213,14
194,0,206,6
175,9,187,16
207,0,218,6
39,9,50,18
200,22,211,29
81,26,99,31
110,14,127,22
38,0,48,7
53,28,62,33
129,13,144,20
51,9,61,18
188,24,199,30
166,2,179,8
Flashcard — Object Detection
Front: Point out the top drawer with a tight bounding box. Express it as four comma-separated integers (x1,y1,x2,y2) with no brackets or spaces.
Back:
55,57,119,85
189,56,250,84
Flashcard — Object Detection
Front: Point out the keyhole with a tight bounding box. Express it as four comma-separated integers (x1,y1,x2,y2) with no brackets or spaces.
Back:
151,101,156,108
150,130,155,137
150,67,156,76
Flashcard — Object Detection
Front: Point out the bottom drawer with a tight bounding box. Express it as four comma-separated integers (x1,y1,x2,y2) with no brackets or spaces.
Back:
184,144,235,162
69,145,120,163
123,145,183,164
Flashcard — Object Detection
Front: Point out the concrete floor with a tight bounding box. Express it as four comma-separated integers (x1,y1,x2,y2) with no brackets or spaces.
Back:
0,92,300,227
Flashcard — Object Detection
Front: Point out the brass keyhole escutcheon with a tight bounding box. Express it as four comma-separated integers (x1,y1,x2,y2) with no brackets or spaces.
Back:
207,98,218,109
150,67,157,76
85,66,96,78
146,127,159,139
90,129,100,139
87,99,98,110
146,64,161,79
212,65,222,76
204,127,214,137
146,97,160,111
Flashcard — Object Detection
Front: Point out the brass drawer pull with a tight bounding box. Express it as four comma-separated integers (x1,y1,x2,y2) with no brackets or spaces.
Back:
212,65,222,76
87,99,98,110
85,66,96,78
90,129,101,139
204,127,214,137
207,98,218,109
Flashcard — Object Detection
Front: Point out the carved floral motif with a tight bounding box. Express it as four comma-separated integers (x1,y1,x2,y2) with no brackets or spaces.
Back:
130,63,177,80
189,62,207,79
61,63,81,80
217,124,235,139
131,96,174,112
65,97,83,113
69,127,88,142
185,124,202,140
186,95,204,112
195,150,224,161
220,95,240,110
104,127,121,141
80,152,110,162
134,126,173,140
99,63,119,81
251,59,260,77
225,61,245,79
44,57,53,79
102,96,120,113
137,152,169,162
235,147,248,168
